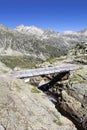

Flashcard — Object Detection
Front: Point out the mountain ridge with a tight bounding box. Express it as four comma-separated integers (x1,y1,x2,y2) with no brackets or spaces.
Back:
0,24,87,59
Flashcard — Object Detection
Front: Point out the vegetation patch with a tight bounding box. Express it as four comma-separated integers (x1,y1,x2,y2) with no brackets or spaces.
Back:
31,87,41,94
51,111,60,120
15,83,21,92
71,67,87,84
47,56,66,64
72,74,83,82
72,74,87,84
53,119,62,126
0,55,43,69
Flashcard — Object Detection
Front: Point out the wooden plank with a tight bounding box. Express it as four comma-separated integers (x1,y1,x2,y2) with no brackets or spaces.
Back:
11,65,79,78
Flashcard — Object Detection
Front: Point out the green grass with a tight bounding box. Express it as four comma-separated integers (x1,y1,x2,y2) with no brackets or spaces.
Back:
72,74,87,84
46,56,66,64
70,66,87,84
53,119,62,126
51,111,60,119
15,83,21,92
0,55,43,69
31,87,41,94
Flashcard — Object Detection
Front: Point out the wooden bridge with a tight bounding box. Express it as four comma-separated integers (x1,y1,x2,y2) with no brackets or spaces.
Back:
12,64,79,79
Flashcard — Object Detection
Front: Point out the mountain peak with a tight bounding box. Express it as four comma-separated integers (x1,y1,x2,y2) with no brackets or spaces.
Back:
15,25,44,36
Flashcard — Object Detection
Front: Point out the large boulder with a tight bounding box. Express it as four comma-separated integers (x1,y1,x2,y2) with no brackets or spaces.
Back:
56,65,87,130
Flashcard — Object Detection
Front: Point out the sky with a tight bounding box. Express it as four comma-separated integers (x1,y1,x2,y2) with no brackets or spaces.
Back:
0,0,87,32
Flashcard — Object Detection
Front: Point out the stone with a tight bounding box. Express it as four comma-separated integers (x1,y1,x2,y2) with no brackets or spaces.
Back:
0,75,77,130
0,125,5,130
38,79,46,87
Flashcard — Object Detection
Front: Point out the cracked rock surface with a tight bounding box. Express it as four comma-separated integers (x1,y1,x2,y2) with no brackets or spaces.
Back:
0,72,77,130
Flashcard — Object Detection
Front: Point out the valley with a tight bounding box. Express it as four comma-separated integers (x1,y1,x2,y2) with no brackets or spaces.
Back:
0,24,87,130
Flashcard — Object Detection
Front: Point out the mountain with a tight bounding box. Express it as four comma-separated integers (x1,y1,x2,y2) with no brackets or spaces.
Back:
0,24,87,59
16,25,44,36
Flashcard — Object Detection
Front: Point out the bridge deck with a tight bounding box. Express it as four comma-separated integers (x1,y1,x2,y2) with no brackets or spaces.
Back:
12,65,79,78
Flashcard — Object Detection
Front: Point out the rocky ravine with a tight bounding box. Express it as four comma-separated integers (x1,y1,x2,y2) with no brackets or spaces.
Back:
30,65,87,130
62,65,87,130
0,63,77,130
28,45,87,130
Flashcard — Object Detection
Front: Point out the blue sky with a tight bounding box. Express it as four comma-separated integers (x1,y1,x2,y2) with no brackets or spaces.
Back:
0,0,87,32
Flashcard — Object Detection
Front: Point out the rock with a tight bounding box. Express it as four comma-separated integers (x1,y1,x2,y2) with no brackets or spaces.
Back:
0,75,77,130
24,78,30,83
38,79,46,87
0,125,5,130
62,90,81,111
55,66,87,130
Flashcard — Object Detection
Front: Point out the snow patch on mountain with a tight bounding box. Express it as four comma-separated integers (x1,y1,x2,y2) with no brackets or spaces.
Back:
15,25,44,36
61,31,78,35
